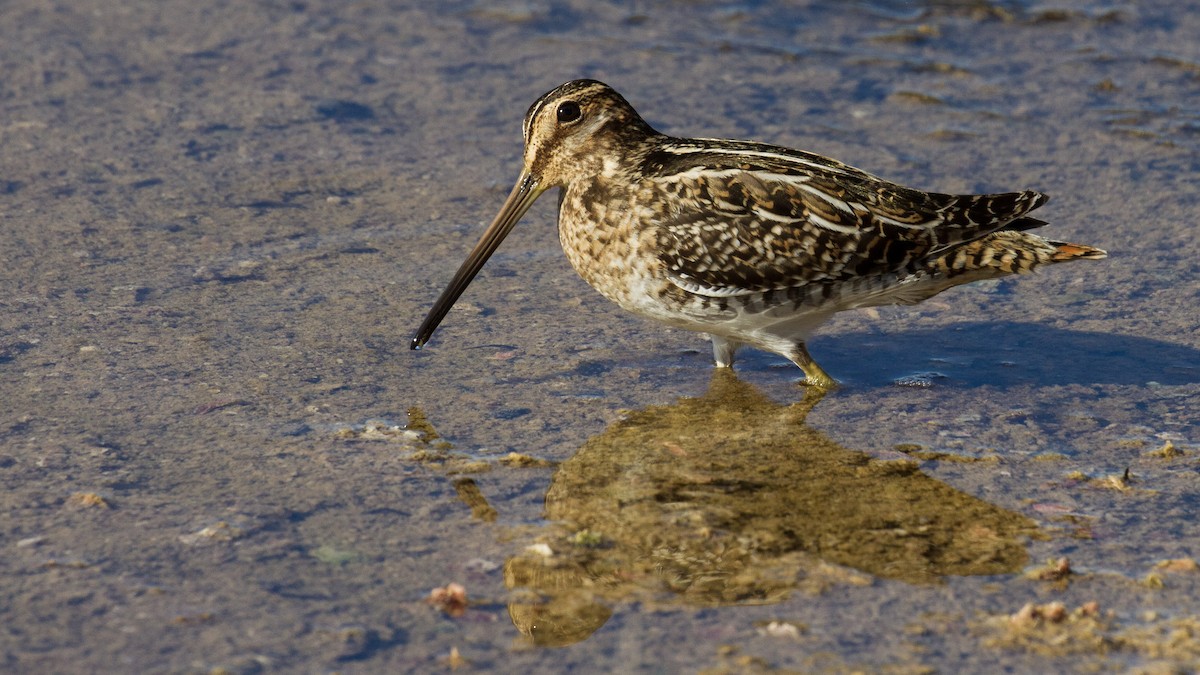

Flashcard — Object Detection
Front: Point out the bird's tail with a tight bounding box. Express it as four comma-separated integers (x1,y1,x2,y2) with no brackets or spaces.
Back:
1048,240,1108,262
848,231,1107,308
935,230,1106,278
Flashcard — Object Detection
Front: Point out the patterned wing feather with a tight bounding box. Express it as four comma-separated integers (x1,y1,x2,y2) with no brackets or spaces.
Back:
648,144,1047,296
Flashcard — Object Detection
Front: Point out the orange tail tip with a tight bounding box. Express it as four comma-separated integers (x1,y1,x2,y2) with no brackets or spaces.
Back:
1050,241,1107,262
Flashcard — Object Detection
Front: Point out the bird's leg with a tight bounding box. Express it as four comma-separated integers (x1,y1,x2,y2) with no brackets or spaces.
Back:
709,334,740,368
789,342,837,389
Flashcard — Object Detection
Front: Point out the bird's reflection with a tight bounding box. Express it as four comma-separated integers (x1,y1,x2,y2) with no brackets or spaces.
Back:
502,371,1036,647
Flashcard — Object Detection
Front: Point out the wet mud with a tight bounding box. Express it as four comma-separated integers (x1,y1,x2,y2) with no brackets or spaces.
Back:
1,0,1198,672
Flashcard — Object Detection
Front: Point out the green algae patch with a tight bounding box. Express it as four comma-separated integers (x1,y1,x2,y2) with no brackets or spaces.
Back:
1115,615,1200,663
453,478,499,523
332,409,548,475
894,443,1002,463
1146,440,1185,459
310,544,360,566
497,452,555,468
404,406,442,441
979,602,1200,665
980,601,1113,656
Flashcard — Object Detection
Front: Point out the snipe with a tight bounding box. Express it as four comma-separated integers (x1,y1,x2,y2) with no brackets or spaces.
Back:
411,80,1106,387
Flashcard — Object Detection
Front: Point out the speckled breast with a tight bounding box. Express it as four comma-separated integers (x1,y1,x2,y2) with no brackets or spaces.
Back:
555,183,672,315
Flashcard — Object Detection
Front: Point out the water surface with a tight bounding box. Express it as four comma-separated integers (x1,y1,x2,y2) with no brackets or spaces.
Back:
1,0,1197,671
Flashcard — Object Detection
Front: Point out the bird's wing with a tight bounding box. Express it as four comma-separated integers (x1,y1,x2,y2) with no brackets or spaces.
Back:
643,143,1045,297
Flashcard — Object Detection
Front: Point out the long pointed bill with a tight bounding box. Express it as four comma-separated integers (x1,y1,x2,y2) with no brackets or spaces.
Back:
410,172,544,350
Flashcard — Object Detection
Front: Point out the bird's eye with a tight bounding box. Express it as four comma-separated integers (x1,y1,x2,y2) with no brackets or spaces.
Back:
556,101,582,123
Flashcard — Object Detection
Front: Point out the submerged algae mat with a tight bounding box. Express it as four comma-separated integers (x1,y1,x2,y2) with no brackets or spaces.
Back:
502,372,1035,646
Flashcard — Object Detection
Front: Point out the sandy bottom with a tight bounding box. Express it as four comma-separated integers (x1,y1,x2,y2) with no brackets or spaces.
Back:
1,0,1198,672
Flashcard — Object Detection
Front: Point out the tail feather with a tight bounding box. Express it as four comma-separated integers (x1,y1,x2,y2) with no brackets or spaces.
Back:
858,231,1107,307
936,231,1105,277
1048,241,1108,261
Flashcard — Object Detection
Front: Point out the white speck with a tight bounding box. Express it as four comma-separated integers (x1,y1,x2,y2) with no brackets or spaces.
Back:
756,621,803,639
525,543,553,557
464,558,501,573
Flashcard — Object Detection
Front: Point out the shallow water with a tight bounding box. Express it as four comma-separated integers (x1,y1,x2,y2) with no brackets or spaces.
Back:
1,0,1198,672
